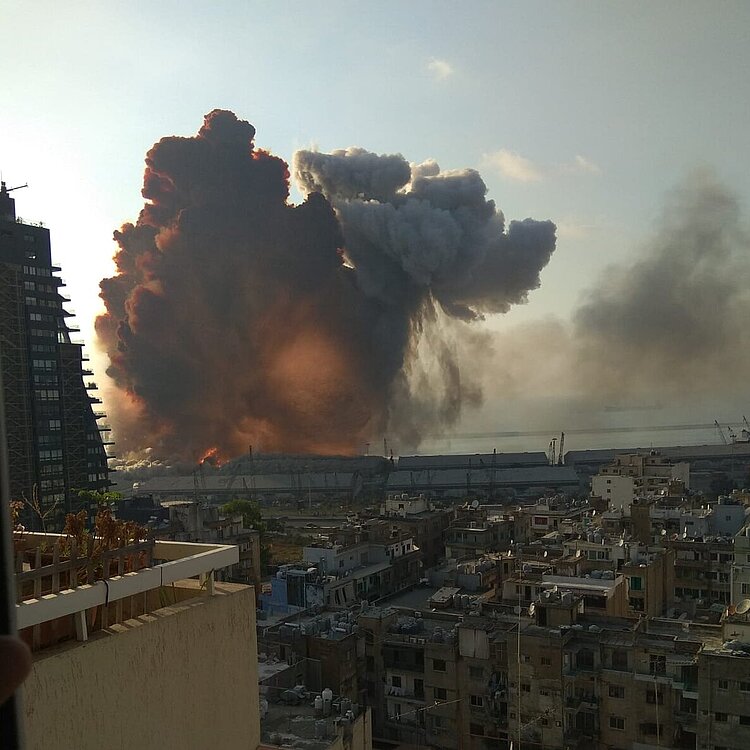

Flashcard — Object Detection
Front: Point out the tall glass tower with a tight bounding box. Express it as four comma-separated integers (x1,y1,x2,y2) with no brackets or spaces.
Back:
0,181,111,528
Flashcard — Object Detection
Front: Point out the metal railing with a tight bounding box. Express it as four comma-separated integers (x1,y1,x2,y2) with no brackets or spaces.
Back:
13,532,239,644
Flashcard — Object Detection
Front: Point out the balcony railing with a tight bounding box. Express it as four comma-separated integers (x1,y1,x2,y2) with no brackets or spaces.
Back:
384,685,425,701
565,695,598,710
14,532,239,645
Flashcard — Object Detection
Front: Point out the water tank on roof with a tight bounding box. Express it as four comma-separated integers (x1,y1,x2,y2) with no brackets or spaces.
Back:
322,688,333,716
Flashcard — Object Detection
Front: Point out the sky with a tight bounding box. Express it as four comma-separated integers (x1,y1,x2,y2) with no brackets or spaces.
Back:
2,1,749,454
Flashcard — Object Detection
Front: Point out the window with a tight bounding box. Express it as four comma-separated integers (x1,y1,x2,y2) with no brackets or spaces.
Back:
470,695,483,707
718,679,729,690
609,685,625,699
469,723,484,736
541,657,551,666
521,683,531,693
740,716,750,726
629,576,643,591
649,655,666,675
432,659,446,672
714,712,728,723
434,687,447,701
576,649,594,670
611,650,628,671
739,681,750,692
391,676,401,688
609,716,625,730
469,666,484,679
646,689,664,705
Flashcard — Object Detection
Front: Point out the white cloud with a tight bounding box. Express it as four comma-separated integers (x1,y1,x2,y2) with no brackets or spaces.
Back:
482,149,543,183
483,150,601,183
570,154,601,175
555,219,598,239
426,57,454,81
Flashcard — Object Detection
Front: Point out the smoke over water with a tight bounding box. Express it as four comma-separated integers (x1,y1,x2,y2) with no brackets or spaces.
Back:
97,110,556,460
466,172,750,446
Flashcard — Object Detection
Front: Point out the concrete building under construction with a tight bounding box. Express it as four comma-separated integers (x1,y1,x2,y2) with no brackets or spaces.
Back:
0,181,111,525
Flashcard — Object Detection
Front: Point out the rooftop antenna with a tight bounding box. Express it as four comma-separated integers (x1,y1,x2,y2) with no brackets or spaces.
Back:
0,179,29,194
0,180,28,221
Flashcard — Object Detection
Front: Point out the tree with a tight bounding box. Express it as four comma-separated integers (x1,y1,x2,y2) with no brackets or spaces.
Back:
220,498,265,532
221,498,270,572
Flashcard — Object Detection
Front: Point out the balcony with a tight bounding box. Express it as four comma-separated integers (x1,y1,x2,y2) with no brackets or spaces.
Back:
674,710,697,728
565,695,599,710
564,727,596,744
18,531,256,750
15,532,239,645
384,685,425,702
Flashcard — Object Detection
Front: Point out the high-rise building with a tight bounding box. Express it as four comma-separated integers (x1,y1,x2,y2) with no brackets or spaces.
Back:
0,181,111,526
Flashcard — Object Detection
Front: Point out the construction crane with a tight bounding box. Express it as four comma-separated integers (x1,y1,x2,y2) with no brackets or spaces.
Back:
1,181,28,193
193,459,207,503
715,420,728,445
557,431,565,465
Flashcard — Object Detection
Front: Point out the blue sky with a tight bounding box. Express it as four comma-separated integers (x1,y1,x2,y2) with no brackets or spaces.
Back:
2,1,749,447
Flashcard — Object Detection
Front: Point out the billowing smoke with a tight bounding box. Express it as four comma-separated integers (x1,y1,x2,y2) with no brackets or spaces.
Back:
96,110,555,460
473,172,750,433
574,172,750,399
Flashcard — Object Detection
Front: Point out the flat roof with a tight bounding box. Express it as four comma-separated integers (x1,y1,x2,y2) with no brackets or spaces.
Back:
386,466,580,490
397,452,549,471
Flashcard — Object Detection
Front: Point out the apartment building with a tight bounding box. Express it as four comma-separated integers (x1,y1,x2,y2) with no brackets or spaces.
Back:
358,606,464,749
592,451,690,511
667,536,734,606
518,499,590,541
444,513,518,559
380,494,455,568
731,524,750,605
157,499,262,592
16,531,259,748
0,182,111,525
696,646,750,750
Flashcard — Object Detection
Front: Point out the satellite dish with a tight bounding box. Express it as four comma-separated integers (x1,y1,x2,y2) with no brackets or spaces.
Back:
513,605,522,615
528,603,536,616
736,599,750,615
471,499,480,510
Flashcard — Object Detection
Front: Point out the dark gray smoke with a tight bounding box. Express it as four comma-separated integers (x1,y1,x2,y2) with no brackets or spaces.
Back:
97,111,556,460
295,149,556,321
574,172,750,399
474,172,750,431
